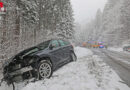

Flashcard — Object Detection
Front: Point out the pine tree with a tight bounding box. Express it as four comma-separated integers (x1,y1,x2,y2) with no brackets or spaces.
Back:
121,0,130,40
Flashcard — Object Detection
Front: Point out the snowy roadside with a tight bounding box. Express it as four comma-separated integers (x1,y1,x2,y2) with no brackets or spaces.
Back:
108,47,123,52
107,47,130,66
0,47,130,90
108,46,130,54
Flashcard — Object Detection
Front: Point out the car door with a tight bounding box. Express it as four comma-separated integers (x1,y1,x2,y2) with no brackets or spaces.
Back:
58,40,70,62
49,40,63,67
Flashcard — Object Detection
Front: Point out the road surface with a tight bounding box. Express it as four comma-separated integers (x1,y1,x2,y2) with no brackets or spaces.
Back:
92,49,130,87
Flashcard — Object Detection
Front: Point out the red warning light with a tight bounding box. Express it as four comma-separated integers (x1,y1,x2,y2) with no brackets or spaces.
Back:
0,2,5,12
0,2,3,8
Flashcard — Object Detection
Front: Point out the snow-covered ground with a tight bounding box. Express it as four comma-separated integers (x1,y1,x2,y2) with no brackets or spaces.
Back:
108,47,123,52
0,47,130,90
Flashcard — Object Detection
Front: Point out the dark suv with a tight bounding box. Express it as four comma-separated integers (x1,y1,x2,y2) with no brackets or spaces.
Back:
3,39,77,84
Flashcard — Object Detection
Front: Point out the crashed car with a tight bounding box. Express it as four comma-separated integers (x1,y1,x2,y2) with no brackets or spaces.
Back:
3,39,77,84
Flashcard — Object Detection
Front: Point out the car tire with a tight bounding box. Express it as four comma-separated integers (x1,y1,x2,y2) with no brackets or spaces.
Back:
37,60,53,80
71,52,77,62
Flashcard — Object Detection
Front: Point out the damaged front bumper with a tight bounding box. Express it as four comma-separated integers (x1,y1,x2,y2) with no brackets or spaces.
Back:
4,66,33,84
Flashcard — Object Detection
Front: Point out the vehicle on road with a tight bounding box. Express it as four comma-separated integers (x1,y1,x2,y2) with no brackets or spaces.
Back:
3,39,77,84
99,45,105,48
123,46,130,51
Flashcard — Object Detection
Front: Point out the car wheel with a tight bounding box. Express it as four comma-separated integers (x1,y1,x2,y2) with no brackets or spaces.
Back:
71,52,77,62
38,60,52,79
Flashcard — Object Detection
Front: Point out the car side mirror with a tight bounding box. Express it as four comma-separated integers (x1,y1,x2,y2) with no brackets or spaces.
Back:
49,44,56,50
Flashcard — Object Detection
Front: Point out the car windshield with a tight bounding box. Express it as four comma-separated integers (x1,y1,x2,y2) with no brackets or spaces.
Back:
20,47,39,57
18,41,50,57
37,40,50,50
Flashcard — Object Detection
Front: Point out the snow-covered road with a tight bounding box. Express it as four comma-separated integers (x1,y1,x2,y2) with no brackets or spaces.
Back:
0,47,130,90
92,48,130,87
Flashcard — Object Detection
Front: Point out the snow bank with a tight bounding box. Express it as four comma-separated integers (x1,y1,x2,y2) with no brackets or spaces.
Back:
0,47,130,90
74,47,93,58
91,55,130,90
108,47,123,52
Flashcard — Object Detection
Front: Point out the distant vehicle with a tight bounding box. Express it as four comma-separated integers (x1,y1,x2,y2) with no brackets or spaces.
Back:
99,45,105,48
91,44,99,48
81,41,107,49
98,42,107,49
82,42,87,47
3,39,77,84
123,46,130,51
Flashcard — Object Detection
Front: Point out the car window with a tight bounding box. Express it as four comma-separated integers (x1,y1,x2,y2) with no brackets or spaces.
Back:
51,40,59,48
64,41,70,45
38,40,50,50
59,40,65,46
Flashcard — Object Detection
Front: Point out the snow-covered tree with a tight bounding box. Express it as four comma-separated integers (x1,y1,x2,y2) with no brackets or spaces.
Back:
76,0,130,46
0,0,74,62
80,0,125,46
121,0,130,40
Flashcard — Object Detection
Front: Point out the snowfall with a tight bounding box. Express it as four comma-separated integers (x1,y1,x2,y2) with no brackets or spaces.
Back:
0,47,130,90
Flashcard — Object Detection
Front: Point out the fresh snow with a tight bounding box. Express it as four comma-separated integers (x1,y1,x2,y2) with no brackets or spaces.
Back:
74,47,93,58
0,47,130,90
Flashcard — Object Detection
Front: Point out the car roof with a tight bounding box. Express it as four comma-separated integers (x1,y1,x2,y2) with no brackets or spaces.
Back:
50,38,67,41
36,39,69,46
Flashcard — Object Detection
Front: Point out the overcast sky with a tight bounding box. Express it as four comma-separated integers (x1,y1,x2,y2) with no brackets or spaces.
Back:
71,0,107,23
